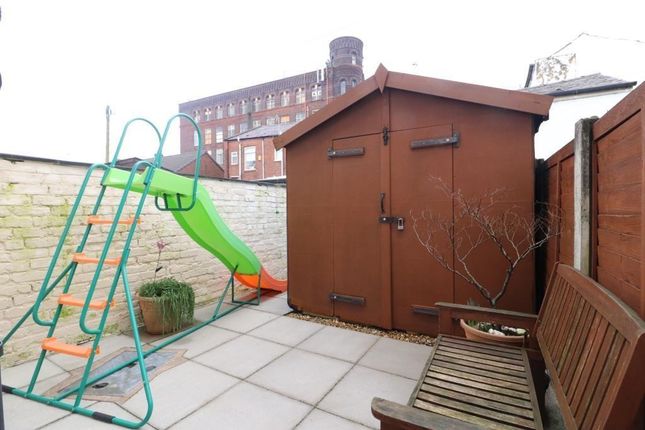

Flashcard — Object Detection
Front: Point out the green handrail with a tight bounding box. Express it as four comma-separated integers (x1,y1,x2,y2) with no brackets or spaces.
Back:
30,162,109,327
154,113,202,212
109,118,162,167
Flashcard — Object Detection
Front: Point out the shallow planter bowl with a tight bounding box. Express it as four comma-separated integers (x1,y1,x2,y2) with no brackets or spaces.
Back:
459,319,526,346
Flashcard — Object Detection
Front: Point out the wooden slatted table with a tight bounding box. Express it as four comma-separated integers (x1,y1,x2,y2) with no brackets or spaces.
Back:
411,335,542,429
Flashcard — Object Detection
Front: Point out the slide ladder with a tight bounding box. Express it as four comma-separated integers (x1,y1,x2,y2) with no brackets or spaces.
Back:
1,114,277,428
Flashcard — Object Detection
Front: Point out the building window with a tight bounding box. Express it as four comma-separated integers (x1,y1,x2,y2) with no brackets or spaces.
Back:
215,148,224,165
280,115,290,123
240,100,248,114
252,119,261,128
205,128,212,145
244,146,256,171
193,110,201,122
266,116,276,125
228,103,235,117
295,112,305,122
266,94,275,109
340,79,347,95
216,106,223,119
253,97,261,112
280,91,290,107
231,151,239,165
351,51,357,65
240,122,248,133
227,124,236,137
311,84,321,101
295,88,305,104
274,148,283,161
215,127,223,143
204,108,212,121
351,78,357,88
193,130,199,146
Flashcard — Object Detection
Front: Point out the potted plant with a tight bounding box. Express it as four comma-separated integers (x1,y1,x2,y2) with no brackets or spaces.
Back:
138,278,195,335
413,178,560,344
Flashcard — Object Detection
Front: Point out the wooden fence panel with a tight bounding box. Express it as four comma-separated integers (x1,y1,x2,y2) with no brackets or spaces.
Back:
542,82,645,318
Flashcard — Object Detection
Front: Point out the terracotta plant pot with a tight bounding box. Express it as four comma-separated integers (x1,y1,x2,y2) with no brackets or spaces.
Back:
459,319,526,346
139,296,187,335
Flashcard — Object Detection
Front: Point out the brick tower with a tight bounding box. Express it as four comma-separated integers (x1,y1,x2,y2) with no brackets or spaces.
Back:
329,36,364,96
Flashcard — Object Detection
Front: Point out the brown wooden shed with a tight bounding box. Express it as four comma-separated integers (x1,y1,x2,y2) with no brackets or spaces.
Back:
274,65,553,335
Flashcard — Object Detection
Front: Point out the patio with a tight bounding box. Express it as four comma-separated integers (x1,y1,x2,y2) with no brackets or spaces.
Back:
2,292,432,429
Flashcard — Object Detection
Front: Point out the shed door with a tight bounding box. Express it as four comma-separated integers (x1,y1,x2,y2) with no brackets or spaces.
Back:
390,124,455,334
330,133,384,327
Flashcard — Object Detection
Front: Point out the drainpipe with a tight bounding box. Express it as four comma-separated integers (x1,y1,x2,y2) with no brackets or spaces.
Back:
238,139,241,179
261,138,266,179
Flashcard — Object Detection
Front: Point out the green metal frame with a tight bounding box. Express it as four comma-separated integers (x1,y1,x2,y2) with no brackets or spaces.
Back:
1,114,260,428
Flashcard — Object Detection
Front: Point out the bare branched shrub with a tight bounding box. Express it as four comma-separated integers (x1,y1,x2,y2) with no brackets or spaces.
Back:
412,177,560,308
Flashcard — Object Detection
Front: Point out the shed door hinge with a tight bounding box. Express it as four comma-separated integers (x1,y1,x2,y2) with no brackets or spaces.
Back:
382,127,389,145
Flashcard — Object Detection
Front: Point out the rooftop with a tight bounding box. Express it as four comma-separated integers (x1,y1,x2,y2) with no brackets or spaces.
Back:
226,123,295,141
522,73,637,97
142,151,217,172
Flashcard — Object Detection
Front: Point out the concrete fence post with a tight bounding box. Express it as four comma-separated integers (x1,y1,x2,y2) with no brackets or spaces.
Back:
573,117,596,275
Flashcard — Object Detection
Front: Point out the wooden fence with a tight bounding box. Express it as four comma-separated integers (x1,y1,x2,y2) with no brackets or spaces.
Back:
541,82,645,318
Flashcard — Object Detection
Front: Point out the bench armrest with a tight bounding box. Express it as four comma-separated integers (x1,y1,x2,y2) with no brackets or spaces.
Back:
371,398,482,430
436,302,537,336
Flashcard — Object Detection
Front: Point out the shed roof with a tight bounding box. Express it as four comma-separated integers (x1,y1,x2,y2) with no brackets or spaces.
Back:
521,73,637,97
226,123,295,141
274,64,553,149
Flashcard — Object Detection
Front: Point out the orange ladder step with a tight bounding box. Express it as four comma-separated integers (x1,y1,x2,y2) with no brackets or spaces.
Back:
87,215,140,225
42,337,100,358
58,293,115,310
72,253,121,266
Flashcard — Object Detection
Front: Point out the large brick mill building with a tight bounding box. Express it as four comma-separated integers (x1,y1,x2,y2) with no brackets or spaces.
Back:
178,36,364,180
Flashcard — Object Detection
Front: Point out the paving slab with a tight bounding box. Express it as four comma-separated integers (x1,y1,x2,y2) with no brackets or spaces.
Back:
248,349,352,405
150,324,238,358
48,334,138,371
43,401,156,429
358,337,431,379
3,393,70,430
19,372,72,394
193,302,236,322
248,316,323,346
298,326,379,363
193,334,289,378
211,307,279,333
318,365,416,428
252,296,293,315
123,360,239,429
2,358,66,388
296,408,371,430
169,381,311,430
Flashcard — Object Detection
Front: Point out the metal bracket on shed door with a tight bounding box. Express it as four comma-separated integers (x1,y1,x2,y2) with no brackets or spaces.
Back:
410,132,460,149
329,293,366,306
327,147,365,159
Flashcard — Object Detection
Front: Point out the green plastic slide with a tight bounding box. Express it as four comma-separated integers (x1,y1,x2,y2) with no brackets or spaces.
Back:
103,167,286,291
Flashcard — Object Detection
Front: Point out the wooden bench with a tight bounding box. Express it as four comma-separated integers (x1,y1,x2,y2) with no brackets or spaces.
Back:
372,264,645,429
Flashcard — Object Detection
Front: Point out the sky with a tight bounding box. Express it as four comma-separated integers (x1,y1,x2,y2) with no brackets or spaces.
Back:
1,0,644,163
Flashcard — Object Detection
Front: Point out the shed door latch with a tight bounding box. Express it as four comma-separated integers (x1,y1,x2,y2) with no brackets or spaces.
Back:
379,216,405,231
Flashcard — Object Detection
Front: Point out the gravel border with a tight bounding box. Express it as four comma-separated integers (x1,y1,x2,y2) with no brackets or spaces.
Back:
287,311,435,347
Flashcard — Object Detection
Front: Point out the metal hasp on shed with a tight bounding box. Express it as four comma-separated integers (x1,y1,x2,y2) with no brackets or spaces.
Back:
274,64,553,335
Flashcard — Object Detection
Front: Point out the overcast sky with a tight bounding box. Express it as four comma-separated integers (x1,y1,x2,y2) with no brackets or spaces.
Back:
1,0,644,162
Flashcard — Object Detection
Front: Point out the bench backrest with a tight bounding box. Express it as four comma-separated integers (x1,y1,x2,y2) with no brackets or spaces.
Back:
536,263,645,429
